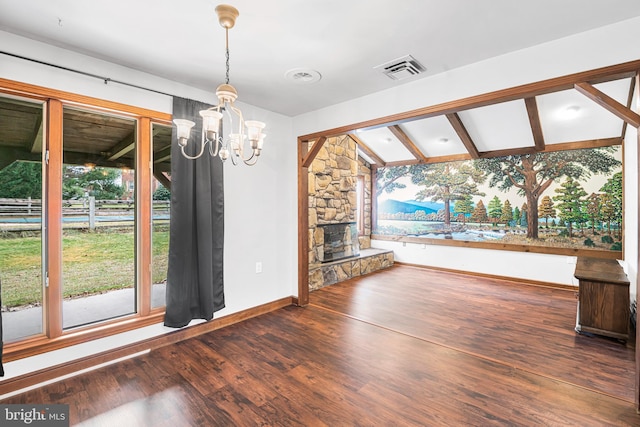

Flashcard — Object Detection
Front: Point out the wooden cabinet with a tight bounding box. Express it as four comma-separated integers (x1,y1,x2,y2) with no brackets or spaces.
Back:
574,257,630,341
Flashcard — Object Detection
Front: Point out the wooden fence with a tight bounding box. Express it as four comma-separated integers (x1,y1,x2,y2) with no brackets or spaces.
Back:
0,197,170,231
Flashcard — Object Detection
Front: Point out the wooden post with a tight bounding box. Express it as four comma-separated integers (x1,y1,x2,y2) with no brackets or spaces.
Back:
88,196,96,230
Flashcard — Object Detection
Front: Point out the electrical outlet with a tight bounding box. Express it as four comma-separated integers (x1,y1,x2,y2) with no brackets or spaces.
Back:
255,262,262,273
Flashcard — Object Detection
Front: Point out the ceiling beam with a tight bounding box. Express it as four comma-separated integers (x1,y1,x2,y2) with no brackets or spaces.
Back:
348,134,386,166
106,131,136,161
153,170,171,191
478,136,622,159
621,75,636,140
0,146,41,171
63,151,134,170
446,113,480,159
574,82,640,128
383,153,472,168
524,97,545,151
301,136,327,168
29,115,43,154
387,125,428,163
154,146,172,164
299,59,640,141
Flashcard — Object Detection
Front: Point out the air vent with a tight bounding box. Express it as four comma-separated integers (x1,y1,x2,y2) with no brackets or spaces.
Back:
374,55,426,81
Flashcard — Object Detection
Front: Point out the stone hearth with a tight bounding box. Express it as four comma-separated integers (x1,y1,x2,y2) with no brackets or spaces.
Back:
309,248,394,291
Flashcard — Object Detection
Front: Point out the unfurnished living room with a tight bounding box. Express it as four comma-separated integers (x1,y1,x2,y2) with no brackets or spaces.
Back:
1,1,640,425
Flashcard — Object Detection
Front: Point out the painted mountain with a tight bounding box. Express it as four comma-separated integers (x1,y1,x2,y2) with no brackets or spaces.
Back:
378,199,448,215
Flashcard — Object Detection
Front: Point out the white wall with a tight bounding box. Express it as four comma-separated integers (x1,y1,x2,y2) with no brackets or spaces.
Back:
0,30,296,385
293,16,640,291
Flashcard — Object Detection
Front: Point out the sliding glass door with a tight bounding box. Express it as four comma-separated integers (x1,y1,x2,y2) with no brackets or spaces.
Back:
0,94,45,342
61,106,137,329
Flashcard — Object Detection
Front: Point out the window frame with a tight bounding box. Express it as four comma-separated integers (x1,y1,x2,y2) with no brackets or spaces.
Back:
0,78,171,362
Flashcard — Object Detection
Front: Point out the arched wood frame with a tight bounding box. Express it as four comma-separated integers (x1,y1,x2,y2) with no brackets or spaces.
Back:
297,60,640,408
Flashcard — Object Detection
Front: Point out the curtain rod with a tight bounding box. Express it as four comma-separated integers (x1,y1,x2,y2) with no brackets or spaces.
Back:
1,50,180,99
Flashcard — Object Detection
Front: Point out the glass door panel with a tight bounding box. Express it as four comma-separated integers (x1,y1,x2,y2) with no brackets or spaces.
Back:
61,106,137,329
151,124,171,309
0,95,45,341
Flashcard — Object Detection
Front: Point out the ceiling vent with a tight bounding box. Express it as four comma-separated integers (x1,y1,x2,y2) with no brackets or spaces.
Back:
374,55,426,81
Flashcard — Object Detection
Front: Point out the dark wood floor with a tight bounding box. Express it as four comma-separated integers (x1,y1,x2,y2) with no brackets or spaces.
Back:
2,264,638,426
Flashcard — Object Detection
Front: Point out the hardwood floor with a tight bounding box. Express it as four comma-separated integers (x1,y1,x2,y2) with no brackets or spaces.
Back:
2,264,638,426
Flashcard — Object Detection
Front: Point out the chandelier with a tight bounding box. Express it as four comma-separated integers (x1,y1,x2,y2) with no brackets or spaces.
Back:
173,4,266,166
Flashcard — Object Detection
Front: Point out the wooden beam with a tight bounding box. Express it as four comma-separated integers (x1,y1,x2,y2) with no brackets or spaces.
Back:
524,97,545,151
621,75,636,141
298,59,640,142
298,138,310,306
107,131,136,161
301,136,327,168
153,146,172,164
446,113,480,159
479,137,622,159
0,146,41,171
29,114,44,154
348,134,386,166
383,153,472,168
388,125,428,163
153,170,171,191
63,151,134,169
574,82,640,128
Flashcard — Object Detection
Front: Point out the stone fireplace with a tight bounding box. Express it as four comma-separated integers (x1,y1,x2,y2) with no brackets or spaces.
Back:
318,222,359,263
308,135,393,290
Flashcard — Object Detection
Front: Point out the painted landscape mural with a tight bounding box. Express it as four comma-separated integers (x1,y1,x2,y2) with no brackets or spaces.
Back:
375,146,622,252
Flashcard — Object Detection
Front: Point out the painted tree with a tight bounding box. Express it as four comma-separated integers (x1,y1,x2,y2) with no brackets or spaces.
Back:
553,176,587,238
585,193,601,234
376,165,412,196
487,196,503,226
412,161,485,226
538,195,556,229
471,199,488,225
453,194,474,225
520,203,528,228
513,206,521,225
474,148,620,239
501,199,513,226
599,193,616,236
599,171,622,239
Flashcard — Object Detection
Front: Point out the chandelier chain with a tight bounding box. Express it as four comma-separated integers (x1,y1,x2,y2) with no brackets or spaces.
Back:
225,47,230,85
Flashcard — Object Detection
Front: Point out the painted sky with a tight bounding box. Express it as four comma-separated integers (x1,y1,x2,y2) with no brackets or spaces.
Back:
378,147,622,208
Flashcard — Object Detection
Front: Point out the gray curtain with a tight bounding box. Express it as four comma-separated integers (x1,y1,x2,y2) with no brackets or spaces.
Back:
164,97,225,328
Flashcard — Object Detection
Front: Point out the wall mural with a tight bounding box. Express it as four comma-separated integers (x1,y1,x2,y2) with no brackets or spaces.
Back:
375,146,622,252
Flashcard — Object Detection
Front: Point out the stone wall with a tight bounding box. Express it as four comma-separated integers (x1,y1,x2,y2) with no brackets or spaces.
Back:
308,135,393,290
358,156,372,250
308,136,358,265
309,249,394,291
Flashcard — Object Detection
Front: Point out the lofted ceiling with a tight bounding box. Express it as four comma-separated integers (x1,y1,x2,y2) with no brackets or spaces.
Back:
350,74,639,167
1,1,639,166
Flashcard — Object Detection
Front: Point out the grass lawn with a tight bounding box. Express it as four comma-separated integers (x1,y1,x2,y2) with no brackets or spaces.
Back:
0,227,169,308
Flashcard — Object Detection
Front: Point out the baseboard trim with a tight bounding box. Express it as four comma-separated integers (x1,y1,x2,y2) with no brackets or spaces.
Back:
0,296,295,398
393,262,577,291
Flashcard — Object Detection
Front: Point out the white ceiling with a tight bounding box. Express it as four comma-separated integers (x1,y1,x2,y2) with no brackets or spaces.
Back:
1,0,640,118
1,1,638,164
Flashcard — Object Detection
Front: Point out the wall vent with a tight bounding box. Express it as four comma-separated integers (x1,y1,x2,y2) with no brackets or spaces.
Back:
374,55,426,81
